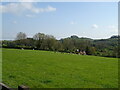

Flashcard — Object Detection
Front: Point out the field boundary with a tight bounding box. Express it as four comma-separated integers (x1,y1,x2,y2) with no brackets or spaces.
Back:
0,83,29,90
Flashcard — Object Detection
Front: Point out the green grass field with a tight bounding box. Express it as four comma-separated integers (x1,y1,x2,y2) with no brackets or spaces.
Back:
0,48,2,82
2,48,118,88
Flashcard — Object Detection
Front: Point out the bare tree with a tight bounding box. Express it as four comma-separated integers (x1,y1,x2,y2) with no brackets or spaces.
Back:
16,32,27,40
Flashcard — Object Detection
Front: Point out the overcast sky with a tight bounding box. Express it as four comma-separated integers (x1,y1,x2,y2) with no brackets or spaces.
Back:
0,2,118,40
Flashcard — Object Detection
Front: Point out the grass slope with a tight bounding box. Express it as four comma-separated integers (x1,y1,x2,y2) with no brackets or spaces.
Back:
2,48,118,88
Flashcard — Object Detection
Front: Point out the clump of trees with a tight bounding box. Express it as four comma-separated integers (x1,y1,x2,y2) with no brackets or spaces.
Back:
1,32,119,58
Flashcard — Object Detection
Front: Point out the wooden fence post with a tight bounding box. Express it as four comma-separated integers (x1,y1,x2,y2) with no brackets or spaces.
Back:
0,83,11,90
18,85,29,90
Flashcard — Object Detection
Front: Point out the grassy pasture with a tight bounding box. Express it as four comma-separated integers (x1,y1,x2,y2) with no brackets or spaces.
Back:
2,48,118,88
0,48,2,82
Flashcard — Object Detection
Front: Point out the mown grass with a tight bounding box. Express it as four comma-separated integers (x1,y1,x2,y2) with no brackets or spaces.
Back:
2,48,118,88
0,48,2,82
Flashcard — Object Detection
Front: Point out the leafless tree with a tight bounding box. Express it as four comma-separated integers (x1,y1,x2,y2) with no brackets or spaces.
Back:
16,32,27,40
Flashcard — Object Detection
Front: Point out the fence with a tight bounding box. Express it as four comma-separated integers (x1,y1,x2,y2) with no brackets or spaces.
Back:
0,83,29,90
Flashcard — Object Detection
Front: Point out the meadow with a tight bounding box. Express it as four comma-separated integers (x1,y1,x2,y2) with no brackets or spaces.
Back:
0,48,2,82
2,48,118,88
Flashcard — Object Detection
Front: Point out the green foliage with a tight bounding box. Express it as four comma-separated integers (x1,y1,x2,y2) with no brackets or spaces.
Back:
2,34,119,58
2,48,118,88
85,46,95,55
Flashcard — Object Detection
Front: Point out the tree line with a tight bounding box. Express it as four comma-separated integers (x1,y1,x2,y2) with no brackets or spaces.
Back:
1,32,119,58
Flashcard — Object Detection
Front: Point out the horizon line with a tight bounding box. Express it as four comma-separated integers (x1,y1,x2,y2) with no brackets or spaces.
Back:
1,34,118,41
